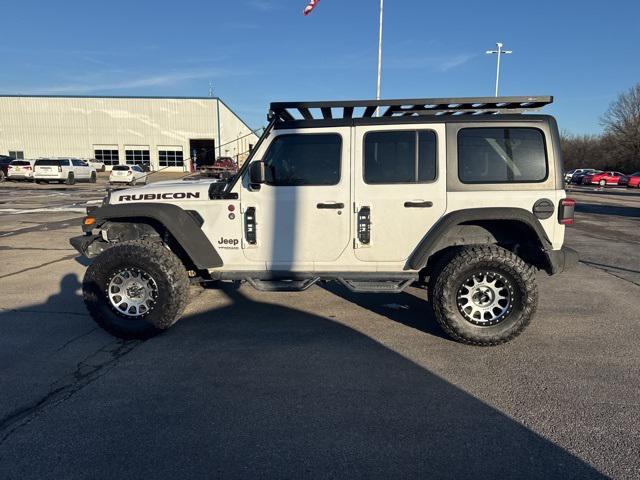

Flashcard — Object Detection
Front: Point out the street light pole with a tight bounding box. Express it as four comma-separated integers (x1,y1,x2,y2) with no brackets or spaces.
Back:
376,0,384,114
486,42,512,97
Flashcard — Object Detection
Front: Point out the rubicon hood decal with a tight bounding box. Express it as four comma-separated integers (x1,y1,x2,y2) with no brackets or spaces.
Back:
118,192,201,202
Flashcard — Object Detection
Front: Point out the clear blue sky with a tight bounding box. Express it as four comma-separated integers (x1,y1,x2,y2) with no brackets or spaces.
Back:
1,0,638,133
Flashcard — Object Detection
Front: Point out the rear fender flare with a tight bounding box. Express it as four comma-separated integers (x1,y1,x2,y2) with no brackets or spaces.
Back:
406,208,552,271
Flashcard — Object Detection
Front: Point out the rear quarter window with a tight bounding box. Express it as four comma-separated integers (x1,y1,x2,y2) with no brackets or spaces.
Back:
458,128,548,183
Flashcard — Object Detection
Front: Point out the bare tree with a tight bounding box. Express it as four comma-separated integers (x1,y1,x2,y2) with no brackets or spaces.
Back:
600,83,640,171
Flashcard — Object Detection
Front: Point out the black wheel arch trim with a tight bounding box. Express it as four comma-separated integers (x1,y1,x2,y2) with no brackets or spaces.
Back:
84,203,223,269
406,207,554,271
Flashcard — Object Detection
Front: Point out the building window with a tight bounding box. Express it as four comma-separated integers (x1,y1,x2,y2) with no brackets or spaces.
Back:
9,151,24,160
94,149,119,166
158,149,184,168
457,128,548,183
363,130,437,184
125,149,150,167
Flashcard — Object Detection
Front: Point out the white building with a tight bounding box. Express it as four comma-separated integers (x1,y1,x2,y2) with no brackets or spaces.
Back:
0,95,259,171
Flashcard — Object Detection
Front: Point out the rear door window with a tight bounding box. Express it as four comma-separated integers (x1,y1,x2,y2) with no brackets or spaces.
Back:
363,130,437,184
458,128,547,183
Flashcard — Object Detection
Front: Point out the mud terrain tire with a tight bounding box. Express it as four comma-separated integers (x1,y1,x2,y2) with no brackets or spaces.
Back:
83,240,189,339
431,245,538,346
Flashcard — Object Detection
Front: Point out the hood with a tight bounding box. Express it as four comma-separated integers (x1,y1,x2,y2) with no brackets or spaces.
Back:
108,178,225,205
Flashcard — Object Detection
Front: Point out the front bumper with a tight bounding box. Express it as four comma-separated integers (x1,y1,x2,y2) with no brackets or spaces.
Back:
70,234,108,259
547,246,579,275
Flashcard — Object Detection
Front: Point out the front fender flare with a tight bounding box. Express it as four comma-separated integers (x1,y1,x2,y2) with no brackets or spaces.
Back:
84,203,222,269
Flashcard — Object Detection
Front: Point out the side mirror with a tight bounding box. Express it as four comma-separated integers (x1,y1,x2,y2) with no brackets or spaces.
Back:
249,161,266,185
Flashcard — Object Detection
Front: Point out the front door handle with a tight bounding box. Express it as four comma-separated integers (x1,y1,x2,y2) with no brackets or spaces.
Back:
404,201,433,208
317,202,344,209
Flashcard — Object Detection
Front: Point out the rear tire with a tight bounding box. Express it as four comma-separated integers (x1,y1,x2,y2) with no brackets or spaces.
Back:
66,173,75,185
599,179,606,187
430,245,538,346
90,172,97,183
83,240,190,339
0,170,5,182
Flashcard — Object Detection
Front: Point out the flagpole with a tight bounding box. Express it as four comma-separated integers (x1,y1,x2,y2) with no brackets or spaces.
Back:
376,0,384,114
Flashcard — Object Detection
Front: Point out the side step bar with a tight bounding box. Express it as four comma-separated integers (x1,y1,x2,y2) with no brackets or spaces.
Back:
240,274,418,293
338,278,415,293
245,277,320,292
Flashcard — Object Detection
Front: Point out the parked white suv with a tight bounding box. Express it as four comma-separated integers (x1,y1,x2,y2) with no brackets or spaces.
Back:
72,96,578,346
7,159,36,181
34,158,97,184
109,165,147,186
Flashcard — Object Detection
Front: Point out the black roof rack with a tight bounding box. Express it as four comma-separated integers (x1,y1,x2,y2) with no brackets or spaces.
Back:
269,96,552,123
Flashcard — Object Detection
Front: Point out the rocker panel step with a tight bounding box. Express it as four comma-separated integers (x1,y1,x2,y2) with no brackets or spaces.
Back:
245,277,320,292
338,278,416,293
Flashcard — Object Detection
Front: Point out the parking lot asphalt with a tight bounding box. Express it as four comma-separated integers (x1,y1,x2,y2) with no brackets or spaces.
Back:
0,178,638,479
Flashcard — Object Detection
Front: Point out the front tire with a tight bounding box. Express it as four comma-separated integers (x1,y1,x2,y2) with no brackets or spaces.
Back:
599,179,606,187
90,172,97,183
83,240,190,339
430,245,538,346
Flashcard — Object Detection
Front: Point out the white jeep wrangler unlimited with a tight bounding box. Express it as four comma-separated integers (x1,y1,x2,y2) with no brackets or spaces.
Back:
71,96,577,345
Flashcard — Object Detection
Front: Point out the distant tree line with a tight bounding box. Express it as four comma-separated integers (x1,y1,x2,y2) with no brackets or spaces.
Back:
561,83,640,173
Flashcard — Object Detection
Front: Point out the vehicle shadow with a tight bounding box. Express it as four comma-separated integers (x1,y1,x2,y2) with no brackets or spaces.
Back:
575,202,640,218
320,282,452,341
0,277,604,479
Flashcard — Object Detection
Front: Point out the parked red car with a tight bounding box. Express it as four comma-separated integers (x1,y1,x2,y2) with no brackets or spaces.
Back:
624,172,640,188
588,171,626,186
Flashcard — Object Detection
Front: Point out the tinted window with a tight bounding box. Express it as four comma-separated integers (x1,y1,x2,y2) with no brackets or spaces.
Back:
35,159,62,166
10,160,30,166
262,134,341,186
364,130,436,184
112,165,130,171
71,159,85,166
458,128,547,183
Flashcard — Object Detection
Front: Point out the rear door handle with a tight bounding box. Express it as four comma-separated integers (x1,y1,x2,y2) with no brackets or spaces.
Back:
404,201,433,208
317,202,344,209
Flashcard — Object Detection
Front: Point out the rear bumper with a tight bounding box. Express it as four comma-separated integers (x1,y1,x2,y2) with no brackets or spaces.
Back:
547,246,579,275
34,174,64,180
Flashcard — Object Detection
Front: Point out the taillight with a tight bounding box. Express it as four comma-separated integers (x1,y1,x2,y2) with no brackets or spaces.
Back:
559,198,576,225
58,166,62,172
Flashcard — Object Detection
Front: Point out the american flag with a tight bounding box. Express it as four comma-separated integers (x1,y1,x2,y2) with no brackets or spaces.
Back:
303,0,320,16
